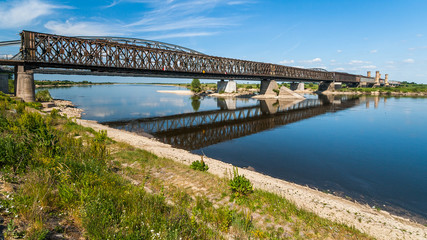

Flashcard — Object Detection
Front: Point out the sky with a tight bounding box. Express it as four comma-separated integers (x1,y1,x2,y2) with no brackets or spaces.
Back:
0,0,426,83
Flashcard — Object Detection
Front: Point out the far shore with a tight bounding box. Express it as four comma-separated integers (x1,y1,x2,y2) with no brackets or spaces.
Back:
41,98,427,240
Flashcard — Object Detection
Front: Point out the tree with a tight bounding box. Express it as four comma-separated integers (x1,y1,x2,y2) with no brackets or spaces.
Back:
191,78,201,93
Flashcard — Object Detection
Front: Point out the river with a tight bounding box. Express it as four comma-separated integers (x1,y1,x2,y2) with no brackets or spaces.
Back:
40,83,427,223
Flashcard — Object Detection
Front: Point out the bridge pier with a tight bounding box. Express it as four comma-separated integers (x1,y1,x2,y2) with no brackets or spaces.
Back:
217,79,236,93
15,65,35,102
318,81,342,92
260,79,279,96
385,74,389,86
0,73,8,94
373,71,381,87
290,82,304,91
278,86,305,99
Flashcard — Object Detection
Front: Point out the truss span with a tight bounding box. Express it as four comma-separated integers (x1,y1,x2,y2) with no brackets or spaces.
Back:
11,31,361,82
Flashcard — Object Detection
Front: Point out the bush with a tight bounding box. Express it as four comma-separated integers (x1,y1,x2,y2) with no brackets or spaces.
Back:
190,157,209,171
191,79,201,93
35,90,52,102
229,167,253,199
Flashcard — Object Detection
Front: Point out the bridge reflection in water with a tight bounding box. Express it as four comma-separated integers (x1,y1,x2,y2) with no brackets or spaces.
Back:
104,95,361,150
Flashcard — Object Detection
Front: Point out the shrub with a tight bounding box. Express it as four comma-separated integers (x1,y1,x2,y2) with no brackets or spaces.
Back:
191,78,201,93
35,89,52,102
190,157,209,172
229,167,253,199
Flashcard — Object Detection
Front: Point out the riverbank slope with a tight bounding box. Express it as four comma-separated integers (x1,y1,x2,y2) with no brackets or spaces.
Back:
74,117,426,240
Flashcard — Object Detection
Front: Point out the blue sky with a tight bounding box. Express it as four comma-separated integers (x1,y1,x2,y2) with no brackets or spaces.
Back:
0,0,426,83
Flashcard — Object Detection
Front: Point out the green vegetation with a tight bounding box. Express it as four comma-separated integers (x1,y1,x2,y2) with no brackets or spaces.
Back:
339,82,427,94
35,89,53,102
0,93,374,239
190,157,209,172
229,167,253,199
191,78,202,93
306,82,319,90
35,80,100,86
8,79,14,93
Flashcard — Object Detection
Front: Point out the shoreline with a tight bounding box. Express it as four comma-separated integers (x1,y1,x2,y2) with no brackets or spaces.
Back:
43,99,427,240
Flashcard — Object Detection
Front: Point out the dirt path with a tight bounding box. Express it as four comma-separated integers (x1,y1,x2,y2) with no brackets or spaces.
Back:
75,118,426,240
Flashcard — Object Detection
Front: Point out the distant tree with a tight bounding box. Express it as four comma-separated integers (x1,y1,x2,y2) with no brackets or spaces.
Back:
191,78,201,93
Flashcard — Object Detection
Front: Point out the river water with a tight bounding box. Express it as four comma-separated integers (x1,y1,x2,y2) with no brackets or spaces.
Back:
41,83,427,223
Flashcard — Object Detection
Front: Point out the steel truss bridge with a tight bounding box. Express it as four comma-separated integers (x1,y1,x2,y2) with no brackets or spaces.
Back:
105,96,360,150
0,31,364,82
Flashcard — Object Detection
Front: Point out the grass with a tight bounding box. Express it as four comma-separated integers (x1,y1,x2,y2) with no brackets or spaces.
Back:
339,83,427,94
0,93,374,239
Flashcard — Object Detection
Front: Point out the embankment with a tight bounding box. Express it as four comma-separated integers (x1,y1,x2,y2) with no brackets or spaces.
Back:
73,117,426,240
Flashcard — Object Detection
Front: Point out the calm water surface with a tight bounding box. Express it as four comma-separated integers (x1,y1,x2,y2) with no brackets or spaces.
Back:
43,84,427,222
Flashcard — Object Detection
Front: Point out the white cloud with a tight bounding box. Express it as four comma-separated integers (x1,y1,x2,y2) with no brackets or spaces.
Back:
279,59,295,65
360,65,377,69
334,67,345,71
45,20,119,36
416,34,423,37
403,58,415,63
349,60,370,65
300,57,322,64
0,0,67,29
386,61,395,64
330,59,336,63
408,47,416,51
149,31,218,40
337,50,342,53
370,49,378,53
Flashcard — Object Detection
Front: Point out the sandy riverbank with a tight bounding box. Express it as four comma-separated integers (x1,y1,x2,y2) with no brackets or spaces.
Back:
157,90,193,95
44,100,426,240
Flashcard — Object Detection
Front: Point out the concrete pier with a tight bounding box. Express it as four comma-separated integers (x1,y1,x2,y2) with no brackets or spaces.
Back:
278,86,305,99
290,82,304,91
0,74,8,94
385,74,389,86
318,81,333,91
260,80,279,96
217,79,236,93
373,71,381,87
16,65,35,102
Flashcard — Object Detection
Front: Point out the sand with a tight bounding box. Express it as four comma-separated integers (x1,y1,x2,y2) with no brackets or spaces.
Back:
157,90,193,95
73,118,426,240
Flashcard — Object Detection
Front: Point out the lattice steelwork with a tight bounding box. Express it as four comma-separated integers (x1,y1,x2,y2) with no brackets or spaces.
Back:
20,31,360,82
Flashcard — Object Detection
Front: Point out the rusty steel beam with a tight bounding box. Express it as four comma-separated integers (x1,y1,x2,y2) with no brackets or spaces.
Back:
18,31,360,82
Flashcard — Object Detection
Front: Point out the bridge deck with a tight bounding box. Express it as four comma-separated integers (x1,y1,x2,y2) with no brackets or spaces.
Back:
1,31,362,83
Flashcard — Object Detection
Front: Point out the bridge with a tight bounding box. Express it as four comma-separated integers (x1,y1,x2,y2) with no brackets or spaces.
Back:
0,31,389,101
104,96,361,150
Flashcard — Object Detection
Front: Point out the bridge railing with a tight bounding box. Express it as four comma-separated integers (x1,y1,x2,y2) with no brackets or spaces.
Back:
19,31,350,82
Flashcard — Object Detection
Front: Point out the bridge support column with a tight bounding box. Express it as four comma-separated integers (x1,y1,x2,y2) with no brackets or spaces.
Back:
373,71,381,87
290,82,304,91
318,81,334,91
260,80,278,96
384,74,389,86
0,73,8,94
217,79,236,93
16,65,35,102
278,86,305,99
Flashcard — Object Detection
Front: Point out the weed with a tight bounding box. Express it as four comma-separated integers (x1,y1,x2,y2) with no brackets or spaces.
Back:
190,156,209,171
229,167,253,199
35,89,53,102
